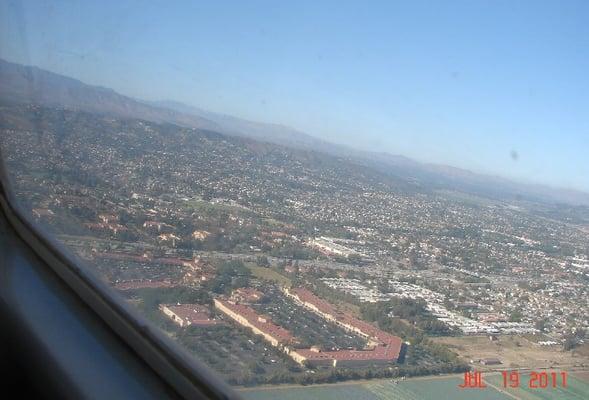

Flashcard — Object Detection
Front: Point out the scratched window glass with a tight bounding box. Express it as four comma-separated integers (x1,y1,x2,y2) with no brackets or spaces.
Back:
1,1,587,398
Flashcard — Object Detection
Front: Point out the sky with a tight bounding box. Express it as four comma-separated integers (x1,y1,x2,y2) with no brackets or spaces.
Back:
1,0,588,191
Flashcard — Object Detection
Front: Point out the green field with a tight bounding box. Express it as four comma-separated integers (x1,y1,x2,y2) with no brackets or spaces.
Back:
239,373,589,400
245,263,292,286
182,197,249,214
240,375,513,400
242,384,389,400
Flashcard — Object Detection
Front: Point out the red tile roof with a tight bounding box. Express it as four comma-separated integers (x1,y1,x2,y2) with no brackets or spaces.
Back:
217,289,403,364
289,288,339,315
288,288,403,362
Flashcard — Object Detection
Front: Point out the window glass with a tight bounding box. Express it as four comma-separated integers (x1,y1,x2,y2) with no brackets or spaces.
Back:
1,2,588,398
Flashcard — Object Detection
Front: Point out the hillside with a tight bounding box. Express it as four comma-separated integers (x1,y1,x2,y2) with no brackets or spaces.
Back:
1,58,588,207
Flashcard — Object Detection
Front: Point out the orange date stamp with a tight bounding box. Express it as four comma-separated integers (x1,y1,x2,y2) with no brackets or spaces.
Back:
458,370,568,389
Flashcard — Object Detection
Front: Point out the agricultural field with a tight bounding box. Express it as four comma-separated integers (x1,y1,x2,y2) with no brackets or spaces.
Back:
240,372,589,399
239,374,513,400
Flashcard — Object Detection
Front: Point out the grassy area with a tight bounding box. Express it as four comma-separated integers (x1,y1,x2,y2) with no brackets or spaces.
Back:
182,197,245,214
433,189,497,207
240,372,589,399
242,384,383,400
184,200,228,214
239,374,515,400
337,300,361,317
262,217,287,227
246,263,292,286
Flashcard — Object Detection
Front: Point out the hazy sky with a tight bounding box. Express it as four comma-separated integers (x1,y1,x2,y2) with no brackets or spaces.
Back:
1,1,588,191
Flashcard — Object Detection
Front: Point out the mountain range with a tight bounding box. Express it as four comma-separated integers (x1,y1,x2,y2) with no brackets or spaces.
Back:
1,57,588,207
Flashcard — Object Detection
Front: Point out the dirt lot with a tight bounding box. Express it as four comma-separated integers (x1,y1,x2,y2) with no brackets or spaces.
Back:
574,369,589,382
433,335,589,370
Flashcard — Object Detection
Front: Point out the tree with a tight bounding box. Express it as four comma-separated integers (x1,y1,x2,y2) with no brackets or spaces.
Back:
508,310,523,322
562,328,585,351
534,318,547,332
257,255,270,267
563,335,577,351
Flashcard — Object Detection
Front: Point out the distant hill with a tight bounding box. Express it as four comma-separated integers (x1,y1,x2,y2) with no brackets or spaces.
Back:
2,58,588,207
148,99,329,150
0,58,219,130
152,100,589,206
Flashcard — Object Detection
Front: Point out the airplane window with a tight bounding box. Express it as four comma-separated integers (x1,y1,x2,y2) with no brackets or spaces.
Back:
1,1,588,399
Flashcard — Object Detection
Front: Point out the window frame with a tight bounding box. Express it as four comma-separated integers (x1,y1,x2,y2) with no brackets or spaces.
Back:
0,153,241,400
